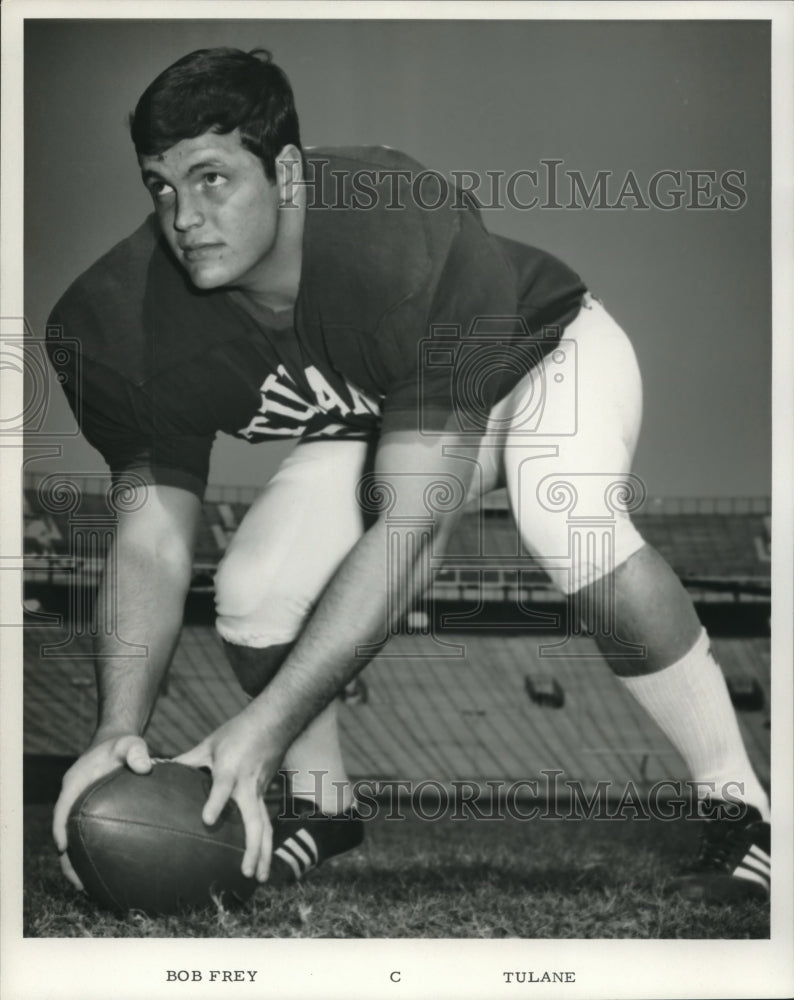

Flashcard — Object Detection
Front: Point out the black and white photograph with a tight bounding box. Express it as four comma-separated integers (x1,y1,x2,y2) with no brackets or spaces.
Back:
1,3,792,999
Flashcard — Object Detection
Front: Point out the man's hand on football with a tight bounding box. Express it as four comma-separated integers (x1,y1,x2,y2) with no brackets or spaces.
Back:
52,733,153,890
174,709,281,883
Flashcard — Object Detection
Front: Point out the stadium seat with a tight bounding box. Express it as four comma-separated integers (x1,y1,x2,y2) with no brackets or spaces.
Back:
726,675,765,711
524,675,565,708
340,677,368,705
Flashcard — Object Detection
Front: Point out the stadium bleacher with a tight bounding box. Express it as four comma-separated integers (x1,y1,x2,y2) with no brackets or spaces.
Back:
23,481,772,599
23,623,770,793
21,480,772,798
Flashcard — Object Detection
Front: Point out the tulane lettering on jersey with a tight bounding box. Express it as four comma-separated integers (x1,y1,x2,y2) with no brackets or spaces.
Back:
237,364,382,441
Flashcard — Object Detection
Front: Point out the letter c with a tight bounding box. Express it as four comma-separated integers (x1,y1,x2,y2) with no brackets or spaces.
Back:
390,971,401,983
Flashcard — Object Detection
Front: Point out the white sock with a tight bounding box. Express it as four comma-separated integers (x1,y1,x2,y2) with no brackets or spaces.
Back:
618,628,770,821
289,772,354,814
281,700,354,814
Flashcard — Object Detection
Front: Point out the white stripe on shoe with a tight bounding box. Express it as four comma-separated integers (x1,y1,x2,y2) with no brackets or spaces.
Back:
741,856,771,881
748,844,771,870
732,863,769,890
296,829,319,864
282,837,314,870
274,846,302,880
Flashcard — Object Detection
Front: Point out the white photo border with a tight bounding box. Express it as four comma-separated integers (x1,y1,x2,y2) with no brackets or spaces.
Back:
1,3,792,999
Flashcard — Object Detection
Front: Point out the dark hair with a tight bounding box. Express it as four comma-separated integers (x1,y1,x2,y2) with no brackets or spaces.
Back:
129,47,301,180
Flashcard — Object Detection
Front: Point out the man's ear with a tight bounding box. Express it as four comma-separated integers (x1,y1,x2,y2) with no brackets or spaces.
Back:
275,145,303,208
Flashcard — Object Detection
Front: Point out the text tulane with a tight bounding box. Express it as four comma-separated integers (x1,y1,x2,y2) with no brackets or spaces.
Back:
503,971,576,984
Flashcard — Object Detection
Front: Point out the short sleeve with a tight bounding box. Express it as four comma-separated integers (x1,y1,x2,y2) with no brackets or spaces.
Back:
45,334,213,500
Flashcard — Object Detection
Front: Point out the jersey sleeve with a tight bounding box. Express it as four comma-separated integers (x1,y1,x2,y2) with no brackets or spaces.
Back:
380,208,533,436
45,332,214,500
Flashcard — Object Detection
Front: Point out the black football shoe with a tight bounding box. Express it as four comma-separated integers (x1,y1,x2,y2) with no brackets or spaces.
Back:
666,802,770,903
268,797,365,886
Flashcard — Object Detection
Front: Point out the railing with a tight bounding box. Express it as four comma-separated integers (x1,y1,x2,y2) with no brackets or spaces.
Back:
22,472,770,516
482,489,771,517
639,496,771,516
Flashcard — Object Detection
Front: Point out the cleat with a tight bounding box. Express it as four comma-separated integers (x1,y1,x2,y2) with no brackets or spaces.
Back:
666,802,770,903
268,797,365,885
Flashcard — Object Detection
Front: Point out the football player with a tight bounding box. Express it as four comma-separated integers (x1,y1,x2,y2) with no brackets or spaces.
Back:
49,48,769,903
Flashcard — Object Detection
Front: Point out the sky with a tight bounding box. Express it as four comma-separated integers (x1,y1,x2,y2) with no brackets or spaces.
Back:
23,18,771,498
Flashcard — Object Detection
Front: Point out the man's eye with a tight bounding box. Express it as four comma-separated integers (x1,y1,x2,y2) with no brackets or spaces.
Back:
204,173,226,188
149,182,174,200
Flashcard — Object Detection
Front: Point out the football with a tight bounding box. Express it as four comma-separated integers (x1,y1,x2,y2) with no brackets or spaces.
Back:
67,761,257,915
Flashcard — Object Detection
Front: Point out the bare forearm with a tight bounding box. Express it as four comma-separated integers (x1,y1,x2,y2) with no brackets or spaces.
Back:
172,434,472,883
91,545,191,742
245,515,443,747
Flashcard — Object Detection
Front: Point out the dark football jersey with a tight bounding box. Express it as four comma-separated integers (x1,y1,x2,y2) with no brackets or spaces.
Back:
47,147,587,498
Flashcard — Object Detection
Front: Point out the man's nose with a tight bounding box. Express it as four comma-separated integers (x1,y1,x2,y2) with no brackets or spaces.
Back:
173,193,205,232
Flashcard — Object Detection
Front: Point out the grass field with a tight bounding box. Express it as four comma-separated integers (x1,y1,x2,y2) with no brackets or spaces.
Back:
24,803,768,939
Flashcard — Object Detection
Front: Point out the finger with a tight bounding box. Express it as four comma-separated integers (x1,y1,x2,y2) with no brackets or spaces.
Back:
173,743,209,769
52,806,68,854
256,809,273,883
59,850,85,891
234,788,265,880
52,784,75,854
201,773,235,827
123,738,153,774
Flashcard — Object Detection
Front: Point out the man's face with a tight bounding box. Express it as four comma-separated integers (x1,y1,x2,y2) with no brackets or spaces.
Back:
139,129,282,291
